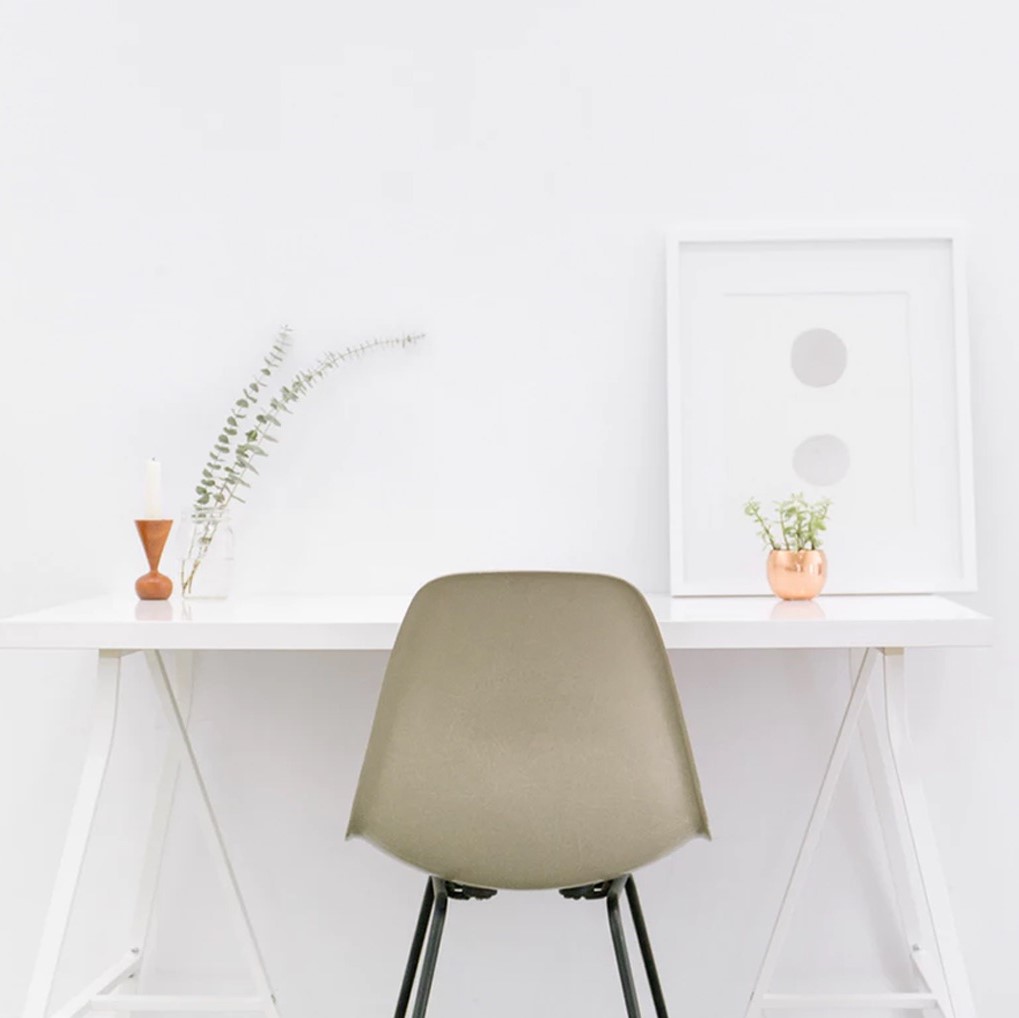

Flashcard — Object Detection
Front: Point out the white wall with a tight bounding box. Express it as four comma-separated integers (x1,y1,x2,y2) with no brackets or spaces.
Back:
1,1,1016,1015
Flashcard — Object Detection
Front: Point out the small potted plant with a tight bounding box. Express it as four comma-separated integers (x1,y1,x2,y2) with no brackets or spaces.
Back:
744,493,832,600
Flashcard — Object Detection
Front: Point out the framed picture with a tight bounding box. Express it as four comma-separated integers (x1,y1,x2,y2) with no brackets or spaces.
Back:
665,223,976,596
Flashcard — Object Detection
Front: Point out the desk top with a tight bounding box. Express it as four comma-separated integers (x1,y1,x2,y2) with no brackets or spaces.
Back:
0,594,992,651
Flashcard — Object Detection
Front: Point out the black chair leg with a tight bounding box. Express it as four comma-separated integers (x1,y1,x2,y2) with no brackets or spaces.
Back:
607,876,642,1018
409,877,449,1018
394,878,436,1018
393,872,666,1018
625,876,669,1018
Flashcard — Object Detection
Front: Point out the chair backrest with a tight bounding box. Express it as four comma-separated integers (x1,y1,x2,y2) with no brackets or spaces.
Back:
347,572,709,890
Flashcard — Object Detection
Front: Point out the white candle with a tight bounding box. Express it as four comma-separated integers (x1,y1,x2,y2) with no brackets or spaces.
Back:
143,458,163,519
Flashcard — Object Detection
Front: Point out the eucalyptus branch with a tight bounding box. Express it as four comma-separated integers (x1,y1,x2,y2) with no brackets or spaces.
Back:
195,333,422,511
194,326,293,508
181,329,422,596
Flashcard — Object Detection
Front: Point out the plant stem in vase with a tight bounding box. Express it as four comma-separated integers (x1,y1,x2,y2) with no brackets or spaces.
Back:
181,506,234,599
182,326,422,598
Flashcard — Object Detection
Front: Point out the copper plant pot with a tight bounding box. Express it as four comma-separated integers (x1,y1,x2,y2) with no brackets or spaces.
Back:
767,549,827,601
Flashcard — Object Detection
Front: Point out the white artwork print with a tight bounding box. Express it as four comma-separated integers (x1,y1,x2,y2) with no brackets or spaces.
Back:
667,228,975,595
725,292,913,521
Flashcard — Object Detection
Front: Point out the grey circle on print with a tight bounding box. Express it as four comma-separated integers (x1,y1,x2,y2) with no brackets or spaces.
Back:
793,434,851,486
791,328,848,387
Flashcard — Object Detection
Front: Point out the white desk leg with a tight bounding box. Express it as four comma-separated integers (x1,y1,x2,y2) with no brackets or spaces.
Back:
23,651,137,1018
744,649,877,1018
880,648,976,1018
747,648,976,1018
142,650,280,1018
857,648,947,1018
121,650,195,1011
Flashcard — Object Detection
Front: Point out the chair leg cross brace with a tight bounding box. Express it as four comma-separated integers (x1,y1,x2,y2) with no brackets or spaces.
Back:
394,873,669,1018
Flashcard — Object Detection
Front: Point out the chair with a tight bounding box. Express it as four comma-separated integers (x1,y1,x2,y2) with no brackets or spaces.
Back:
347,572,709,1018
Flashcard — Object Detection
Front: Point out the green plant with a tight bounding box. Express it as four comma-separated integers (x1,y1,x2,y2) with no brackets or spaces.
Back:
743,493,832,552
182,326,421,595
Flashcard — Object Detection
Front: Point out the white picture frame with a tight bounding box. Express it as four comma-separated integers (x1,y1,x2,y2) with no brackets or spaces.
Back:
666,223,976,596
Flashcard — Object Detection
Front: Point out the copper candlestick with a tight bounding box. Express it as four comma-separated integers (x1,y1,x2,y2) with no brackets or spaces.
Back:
135,519,174,600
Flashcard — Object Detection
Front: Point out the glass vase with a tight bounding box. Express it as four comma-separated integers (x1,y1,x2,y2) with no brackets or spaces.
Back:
179,506,234,600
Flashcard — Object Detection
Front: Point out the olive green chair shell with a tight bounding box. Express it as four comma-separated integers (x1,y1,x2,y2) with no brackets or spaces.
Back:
347,571,709,891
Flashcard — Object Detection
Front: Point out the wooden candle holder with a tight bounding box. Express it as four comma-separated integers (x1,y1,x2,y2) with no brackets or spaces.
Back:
135,519,173,600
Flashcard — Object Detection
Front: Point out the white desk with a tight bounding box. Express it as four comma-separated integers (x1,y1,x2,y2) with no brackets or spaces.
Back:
1,594,991,1018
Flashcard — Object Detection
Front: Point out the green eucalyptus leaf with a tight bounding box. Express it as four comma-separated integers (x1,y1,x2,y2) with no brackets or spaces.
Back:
188,329,418,589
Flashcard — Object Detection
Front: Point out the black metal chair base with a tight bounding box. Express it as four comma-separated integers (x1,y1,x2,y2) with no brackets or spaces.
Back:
393,873,668,1018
